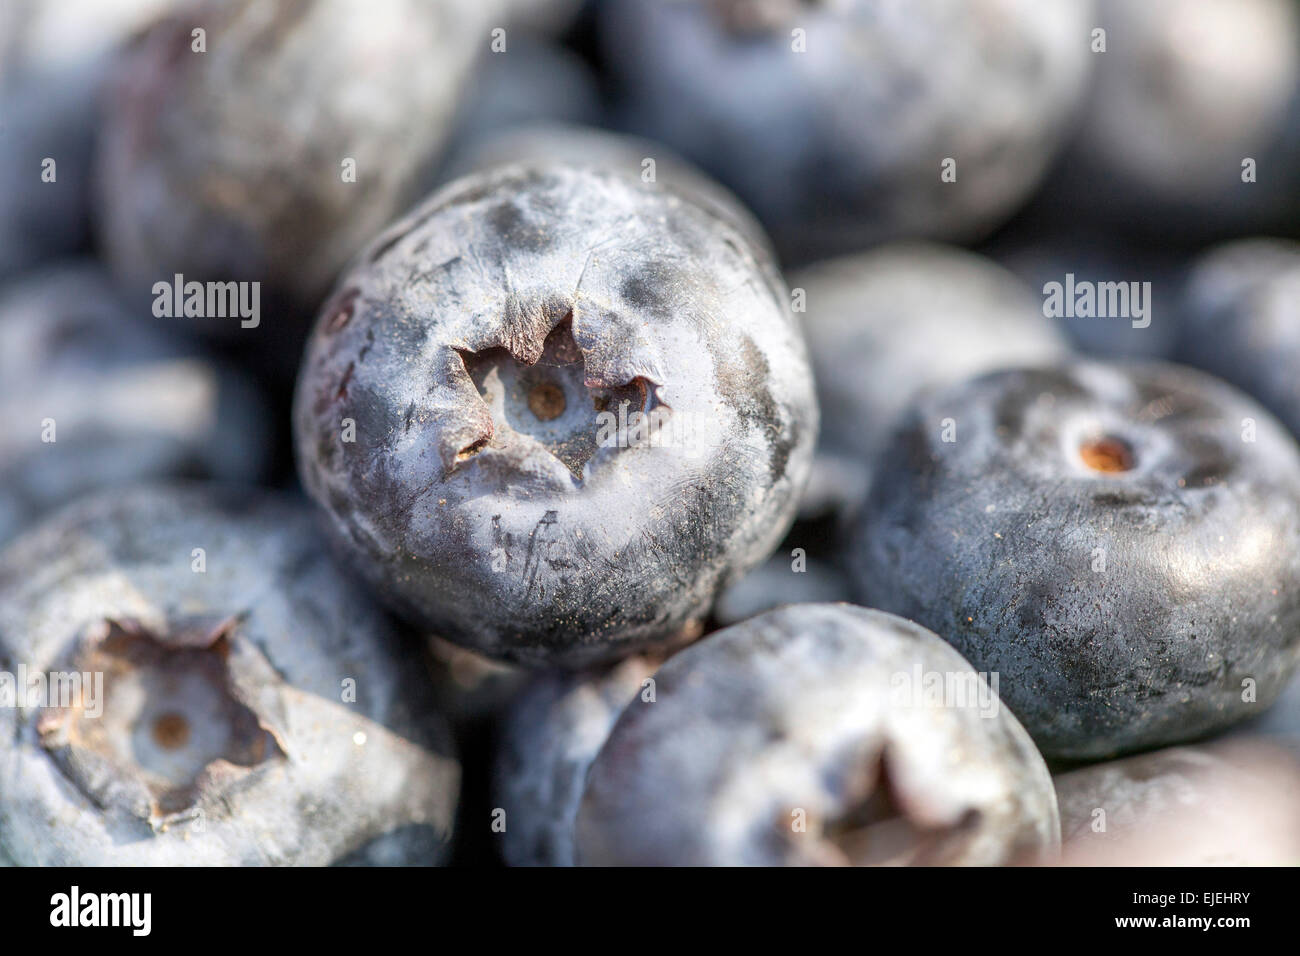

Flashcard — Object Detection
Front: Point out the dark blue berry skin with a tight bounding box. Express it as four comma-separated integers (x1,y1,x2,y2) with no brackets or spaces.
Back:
0,484,459,866
848,362,1300,760
597,0,1092,262
1177,239,1300,440
575,604,1059,866
294,162,817,668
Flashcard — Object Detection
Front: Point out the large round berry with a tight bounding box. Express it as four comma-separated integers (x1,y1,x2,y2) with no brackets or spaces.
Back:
0,485,459,866
294,162,816,667
849,362,1300,759
575,604,1059,866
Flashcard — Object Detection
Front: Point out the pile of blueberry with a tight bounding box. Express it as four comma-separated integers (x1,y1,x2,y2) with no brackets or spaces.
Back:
1,0,1298,867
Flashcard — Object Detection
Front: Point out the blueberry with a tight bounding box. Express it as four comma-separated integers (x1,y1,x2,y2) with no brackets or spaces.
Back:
574,604,1058,866
1037,0,1300,238
95,0,486,336
1056,740,1300,865
293,162,817,667
848,361,1300,759
0,484,459,865
796,242,1069,519
598,0,1092,261
0,0,167,277
1177,239,1300,439
494,655,660,866
0,263,270,545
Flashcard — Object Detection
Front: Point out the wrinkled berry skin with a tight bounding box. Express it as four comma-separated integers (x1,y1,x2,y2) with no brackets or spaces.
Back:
598,0,1092,261
494,655,659,866
96,0,484,335
1177,239,1300,439
0,485,459,866
0,264,270,545
294,163,817,667
575,605,1059,866
849,362,1300,760
796,243,1068,518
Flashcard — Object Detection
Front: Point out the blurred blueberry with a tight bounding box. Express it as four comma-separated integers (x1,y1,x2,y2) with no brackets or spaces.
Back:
598,0,1094,262
795,243,1069,519
1033,0,1300,240
849,361,1300,759
1055,740,1300,865
427,635,530,727
95,0,489,345
0,263,270,545
0,0,182,277
712,553,851,626
0,484,460,865
494,655,659,866
576,604,1060,866
1177,238,1300,439
441,37,603,154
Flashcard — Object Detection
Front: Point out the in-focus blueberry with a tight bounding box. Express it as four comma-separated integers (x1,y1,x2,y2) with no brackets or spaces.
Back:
575,604,1059,866
294,161,817,667
0,484,459,866
849,361,1300,759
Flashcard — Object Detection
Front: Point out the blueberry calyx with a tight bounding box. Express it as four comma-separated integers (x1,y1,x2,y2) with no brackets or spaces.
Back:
452,315,661,483
37,615,285,829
